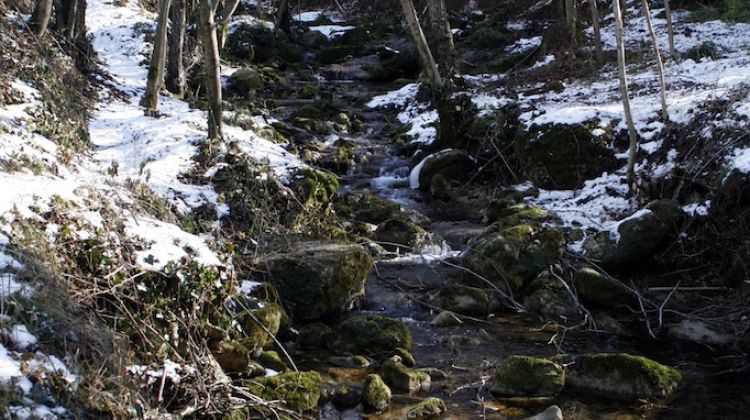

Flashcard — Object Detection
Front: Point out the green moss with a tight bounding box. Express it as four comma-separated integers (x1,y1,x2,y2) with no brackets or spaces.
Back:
406,397,447,419
495,204,550,228
490,355,565,397
380,356,431,393
259,350,287,372
389,347,416,367
236,302,283,353
362,374,391,412
438,286,489,316
341,191,402,224
573,267,630,308
300,84,319,99
295,168,339,209
213,341,251,374
245,371,322,412
327,316,412,357
375,218,428,251
297,322,332,348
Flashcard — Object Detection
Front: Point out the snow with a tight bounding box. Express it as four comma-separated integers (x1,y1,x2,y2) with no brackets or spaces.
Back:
409,150,452,189
126,217,222,270
506,36,542,54
127,360,195,384
309,25,356,39
728,147,750,173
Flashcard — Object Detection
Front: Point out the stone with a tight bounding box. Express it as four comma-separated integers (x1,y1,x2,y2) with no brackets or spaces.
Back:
327,355,372,368
245,371,322,412
515,121,619,189
572,267,630,308
405,397,447,419
227,68,264,94
327,316,412,357
362,374,391,412
523,405,564,420
667,320,732,346
212,341,251,374
380,356,431,393
375,218,429,252
430,311,463,326
297,322,332,349
463,224,565,292
237,302,284,353
259,242,373,321
437,285,490,316
523,272,580,319
341,191,402,225
565,353,682,400
389,347,416,367
416,149,475,191
259,350,287,372
332,385,361,409
490,356,565,397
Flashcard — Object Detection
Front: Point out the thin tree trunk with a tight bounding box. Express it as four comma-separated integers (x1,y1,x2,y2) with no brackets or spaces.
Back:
217,0,241,47
588,0,604,63
166,0,186,96
427,0,457,76
199,0,224,140
613,0,638,191
275,0,291,35
30,0,54,37
565,0,578,48
398,0,442,89
141,0,172,112
641,0,669,122
664,0,676,60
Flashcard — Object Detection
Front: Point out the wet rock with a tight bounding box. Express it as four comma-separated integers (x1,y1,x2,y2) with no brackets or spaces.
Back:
389,347,416,367
429,174,455,200
245,361,266,378
430,311,463,326
259,242,373,321
437,285,490,316
212,341,251,374
565,353,682,400
327,355,372,368
380,356,431,393
362,374,391,412
405,397,447,419
236,301,284,353
259,350,287,372
492,204,551,229
592,312,629,336
245,371,322,412
340,191,402,225
523,272,580,319
419,367,448,381
375,218,429,252
332,385,361,409
667,320,732,346
415,149,475,191
297,322,332,349
327,316,412,357
523,405,564,420
572,267,630,308
515,121,619,189
582,200,683,269
302,30,329,48
463,224,565,292
490,356,565,397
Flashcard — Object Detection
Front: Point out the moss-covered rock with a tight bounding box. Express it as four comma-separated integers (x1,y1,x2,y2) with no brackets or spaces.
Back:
515,121,619,189
294,168,339,210
258,242,373,321
415,149,475,191
582,200,683,269
380,356,431,393
573,267,630,308
212,341,252,374
375,218,429,251
490,355,565,397
389,347,416,367
565,353,682,400
297,322,332,349
362,374,391,412
237,302,284,353
327,355,372,368
225,22,302,64
523,272,580,319
437,285,489,316
493,204,551,229
332,385,361,409
259,350,287,372
463,224,565,291
405,397,447,419
227,68,264,94
245,371,322,412
340,191,402,225
327,315,412,356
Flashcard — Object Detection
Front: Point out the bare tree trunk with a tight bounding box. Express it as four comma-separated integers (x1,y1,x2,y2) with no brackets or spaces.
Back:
565,0,578,48
199,0,224,140
217,0,241,47
398,0,442,89
588,0,604,63
275,0,291,35
427,0,457,76
613,0,638,191
664,0,676,60
641,0,669,122
141,0,172,113
30,0,54,37
166,0,186,96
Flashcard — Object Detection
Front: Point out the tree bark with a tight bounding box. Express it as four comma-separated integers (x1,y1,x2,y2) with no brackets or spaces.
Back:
166,0,187,96
613,0,638,191
217,0,241,47
30,0,54,37
641,0,669,122
564,0,578,48
398,0,442,89
141,0,172,112
588,0,604,64
199,0,224,140
275,0,291,35
427,0,457,76
664,0,676,60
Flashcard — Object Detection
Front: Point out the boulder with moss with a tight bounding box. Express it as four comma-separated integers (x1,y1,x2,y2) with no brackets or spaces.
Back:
362,374,391,412
437,285,490,316
463,224,565,292
414,149,475,191
523,272,580,319
573,267,630,308
375,218,429,251
490,355,565,397
212,341,252,374
583,200,683,269
564,353,682,400
380,356,431,393
244,371,322,412
515,121,619,189
340,191,402,224
297,322,332,349
259,350,287,372
258,242,373,321
294,168,339,210
327,315,412,356
236,301,284,353
227,68,264,95
406,397,447,419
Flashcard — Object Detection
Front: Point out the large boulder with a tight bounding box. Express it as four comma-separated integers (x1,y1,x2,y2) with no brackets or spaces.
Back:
564,353,682,400
523,272,581,319
227,68,264,94
463,224,565,292
258,242,373,321
340,191,402,225
362,374,391,412
411,149,476,191
327,316,412,357
572,267,630,308
515,121,619,189
582,200,683,269
437,285,490,316
244,371,322,412
490,356,565,397
375,218,429,252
